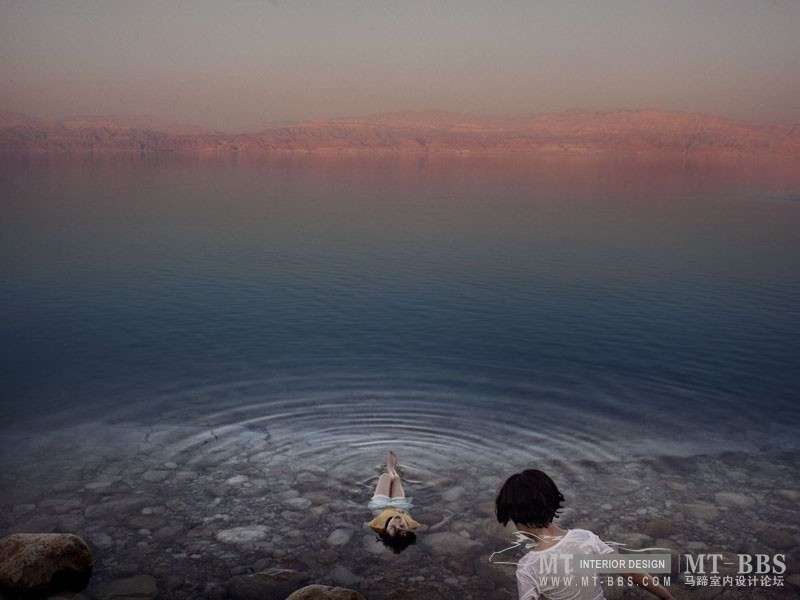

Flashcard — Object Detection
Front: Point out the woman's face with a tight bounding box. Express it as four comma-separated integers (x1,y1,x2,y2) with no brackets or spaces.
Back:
386,514,409,536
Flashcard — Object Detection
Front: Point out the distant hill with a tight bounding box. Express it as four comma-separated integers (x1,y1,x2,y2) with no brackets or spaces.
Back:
1,109,798,158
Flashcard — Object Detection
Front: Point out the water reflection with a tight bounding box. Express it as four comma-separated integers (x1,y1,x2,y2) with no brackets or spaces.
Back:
1,154,799,470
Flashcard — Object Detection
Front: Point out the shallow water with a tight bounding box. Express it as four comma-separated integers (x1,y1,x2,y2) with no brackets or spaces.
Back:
1,422,797,598
1,154,799,597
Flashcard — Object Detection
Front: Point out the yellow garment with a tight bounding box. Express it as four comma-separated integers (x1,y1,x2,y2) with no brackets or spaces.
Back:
367,508,421,532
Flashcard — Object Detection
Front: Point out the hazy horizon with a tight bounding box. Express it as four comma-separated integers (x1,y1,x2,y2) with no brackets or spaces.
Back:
2,1,800,132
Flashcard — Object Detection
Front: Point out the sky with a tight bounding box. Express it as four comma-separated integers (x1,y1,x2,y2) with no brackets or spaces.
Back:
1,0,799,132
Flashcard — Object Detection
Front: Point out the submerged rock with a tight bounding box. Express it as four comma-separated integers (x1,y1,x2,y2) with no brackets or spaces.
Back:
141,469,171,483
714,491,756,509
421,531,480,555
0,533,93,595
642,518,673,538
614,532,654,550
284,497,313,511
286,584,366,600
96,574,157,600
329,564,359,587
127,514,167,530
383,586,449,600
777,489,800,503
229,568,309,600
216,525,268,544
326,528,353,546
758,527,796,551
676,502,719,521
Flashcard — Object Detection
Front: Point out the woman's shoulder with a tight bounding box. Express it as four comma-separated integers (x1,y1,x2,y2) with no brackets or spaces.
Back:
562,528,614,552
565,527,602,538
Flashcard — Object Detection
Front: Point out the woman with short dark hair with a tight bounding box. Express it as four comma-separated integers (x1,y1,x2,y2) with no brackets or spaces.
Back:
495,469,673,600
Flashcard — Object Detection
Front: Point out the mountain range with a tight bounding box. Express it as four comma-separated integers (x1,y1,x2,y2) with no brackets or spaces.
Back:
2,109,799,158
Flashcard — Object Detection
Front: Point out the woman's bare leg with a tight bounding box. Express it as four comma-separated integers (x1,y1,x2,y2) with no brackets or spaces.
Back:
374,473,393,496
389,476,406,498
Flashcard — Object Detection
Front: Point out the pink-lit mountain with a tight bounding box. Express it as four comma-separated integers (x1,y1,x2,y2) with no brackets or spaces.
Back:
1,109,798,158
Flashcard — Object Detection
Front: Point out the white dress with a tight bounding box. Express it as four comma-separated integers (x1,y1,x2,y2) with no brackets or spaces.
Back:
516,529,614,600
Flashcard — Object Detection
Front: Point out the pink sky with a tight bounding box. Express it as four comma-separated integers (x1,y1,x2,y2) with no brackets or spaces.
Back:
1,1,799,132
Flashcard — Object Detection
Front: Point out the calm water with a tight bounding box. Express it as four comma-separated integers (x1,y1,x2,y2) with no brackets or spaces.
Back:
1,155,799,472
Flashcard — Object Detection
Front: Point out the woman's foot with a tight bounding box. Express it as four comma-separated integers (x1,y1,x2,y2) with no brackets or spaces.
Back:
387,451,399,478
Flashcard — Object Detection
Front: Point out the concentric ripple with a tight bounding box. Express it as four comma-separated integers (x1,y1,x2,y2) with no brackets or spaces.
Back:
114,368,769,479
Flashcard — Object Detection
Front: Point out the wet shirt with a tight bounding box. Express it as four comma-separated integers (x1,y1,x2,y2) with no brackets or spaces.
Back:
516,529,614,600
366,508,421,533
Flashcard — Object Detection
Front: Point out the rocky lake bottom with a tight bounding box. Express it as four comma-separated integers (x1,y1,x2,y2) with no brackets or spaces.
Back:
1,422,798,600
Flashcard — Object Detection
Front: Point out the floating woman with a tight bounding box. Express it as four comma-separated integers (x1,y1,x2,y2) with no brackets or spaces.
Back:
366,451,421,553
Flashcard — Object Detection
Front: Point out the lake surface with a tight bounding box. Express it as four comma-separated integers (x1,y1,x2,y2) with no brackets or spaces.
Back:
3,155,799,465
1,154,798,598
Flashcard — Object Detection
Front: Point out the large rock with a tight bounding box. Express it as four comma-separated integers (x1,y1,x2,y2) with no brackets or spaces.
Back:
229,568,309,600
0,533,93,594
285,584,366,600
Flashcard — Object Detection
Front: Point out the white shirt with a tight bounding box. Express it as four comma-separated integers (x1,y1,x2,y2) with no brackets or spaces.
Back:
516,529,614,600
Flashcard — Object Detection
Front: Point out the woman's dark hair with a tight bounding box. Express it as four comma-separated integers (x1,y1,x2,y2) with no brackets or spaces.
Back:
377,530,417,553
495,469,565,528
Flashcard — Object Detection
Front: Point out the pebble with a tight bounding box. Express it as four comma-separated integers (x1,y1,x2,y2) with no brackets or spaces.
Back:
141,470,171,483
362,534,385,555
608,477,641,494
677,502,720,521
441,486,465,502
421,531,480,555
613,532,653,550
777,489,800,502
326,529,353,546
284,497,312,510
758,527,796,550
96,574,157,600
128,514,167,529
714,492,756,509
216,526,269,544
12,504,36,515
85,481,114,491
295,471,320,484
89,532,114,550
153,525,184,541
329,564,359,587
642,518,673,538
